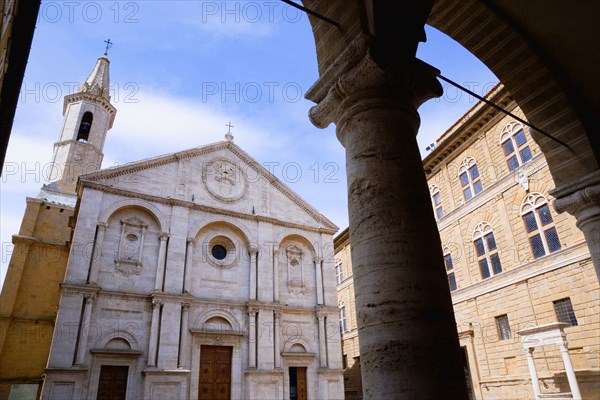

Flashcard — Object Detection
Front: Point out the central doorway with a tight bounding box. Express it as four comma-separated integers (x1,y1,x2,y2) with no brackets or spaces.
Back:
96,365,128,400
199,345,232,400
289,367,307,400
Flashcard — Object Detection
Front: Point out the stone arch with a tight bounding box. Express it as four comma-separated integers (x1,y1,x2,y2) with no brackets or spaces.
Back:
188,215,252,247
94,329,140,351
283,337,313,354
99,198,167,233
277,233,317,258
427,0,598,187
193,309,241,332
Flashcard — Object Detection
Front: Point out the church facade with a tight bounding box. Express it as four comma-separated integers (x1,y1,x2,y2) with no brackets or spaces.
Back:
1,53,344,400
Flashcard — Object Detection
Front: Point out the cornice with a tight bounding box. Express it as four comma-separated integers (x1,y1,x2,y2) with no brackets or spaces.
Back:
79,181,337,235
423,84,513,175
12,234,69,249
333,227,350,251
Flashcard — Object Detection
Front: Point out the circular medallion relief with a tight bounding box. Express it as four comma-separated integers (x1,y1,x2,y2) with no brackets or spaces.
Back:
202,158,248,202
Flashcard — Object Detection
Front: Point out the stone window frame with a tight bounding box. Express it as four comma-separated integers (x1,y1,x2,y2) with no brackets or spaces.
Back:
458,157,483,202
442,245,456,291
500,122,533,172
114,216,148,277
335,259,345,285
339,303,348,333
472,222,502,280
429,184,444,220
495,314,512,340
520,192,562,259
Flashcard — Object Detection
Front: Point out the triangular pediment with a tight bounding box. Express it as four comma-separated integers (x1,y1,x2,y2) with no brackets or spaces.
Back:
80,141,337,232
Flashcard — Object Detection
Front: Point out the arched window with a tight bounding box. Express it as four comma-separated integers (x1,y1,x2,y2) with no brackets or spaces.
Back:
443,246,456,291
77,112,93,142
459,157,483,201
472,222,502,279
500,122,532,171
339,304,348,333
429,185,444,220
520,193,561,258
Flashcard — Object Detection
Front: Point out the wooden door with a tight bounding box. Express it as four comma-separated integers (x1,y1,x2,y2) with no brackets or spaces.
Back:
96,365,128,400
199,346,232,400
289,367,307,400
296,367,307,400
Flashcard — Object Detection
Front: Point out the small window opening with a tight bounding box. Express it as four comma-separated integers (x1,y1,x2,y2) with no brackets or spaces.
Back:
77,112,93,142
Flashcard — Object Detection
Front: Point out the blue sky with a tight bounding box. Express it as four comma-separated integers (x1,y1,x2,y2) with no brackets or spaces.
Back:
0,1,498,287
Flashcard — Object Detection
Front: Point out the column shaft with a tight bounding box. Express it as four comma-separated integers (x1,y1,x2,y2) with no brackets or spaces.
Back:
315,257,324,305
179,304,190,368
525,349,541,399
317,314,327,368
147,301,160,366
75,295,94,365
183,239,194,293
338,94,467,398
559,343,582,399
274,311,281,369
154,235,168,291
248,311,256,368
273,248,280,302
88,224,106,283
249,249,258,300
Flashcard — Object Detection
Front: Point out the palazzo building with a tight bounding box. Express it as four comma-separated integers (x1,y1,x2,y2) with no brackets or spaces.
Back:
335,84,599,400
2,54,344,400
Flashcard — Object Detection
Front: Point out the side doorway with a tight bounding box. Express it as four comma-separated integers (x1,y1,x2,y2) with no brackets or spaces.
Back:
289,367,307,400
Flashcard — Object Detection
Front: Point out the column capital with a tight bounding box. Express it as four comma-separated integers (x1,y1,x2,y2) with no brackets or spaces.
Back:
152,300,162,308
552,171,600,216
248,245,259,255
523,347,535,355
181,302,191,311
186,236,195,244
159,232,169,241
307,49,442,130
97,222,108,230
273,309,282,318
84,293,96,303
314,256,323,264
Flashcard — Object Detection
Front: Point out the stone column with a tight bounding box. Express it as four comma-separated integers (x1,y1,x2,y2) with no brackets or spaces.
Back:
154,233,168,291
316,309,327,368
147,300,161,367
559,341,582,399
274,309,281,369
179,303,190,368
248,308,257,368
74,294,95,365
553,172,600,282
306,46,468,398
183,238,194,293
524,348,541,399
249,246,258,300
88,222,107,283
273,247,280,302
315,256,324,305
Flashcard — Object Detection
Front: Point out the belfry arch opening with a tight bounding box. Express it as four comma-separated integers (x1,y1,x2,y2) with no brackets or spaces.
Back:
77,111,93,142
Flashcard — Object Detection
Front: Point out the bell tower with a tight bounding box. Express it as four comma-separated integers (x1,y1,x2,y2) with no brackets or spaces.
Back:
44,52,117,195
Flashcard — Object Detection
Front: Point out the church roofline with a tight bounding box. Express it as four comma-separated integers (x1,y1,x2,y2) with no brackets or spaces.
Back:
78,140,338,232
